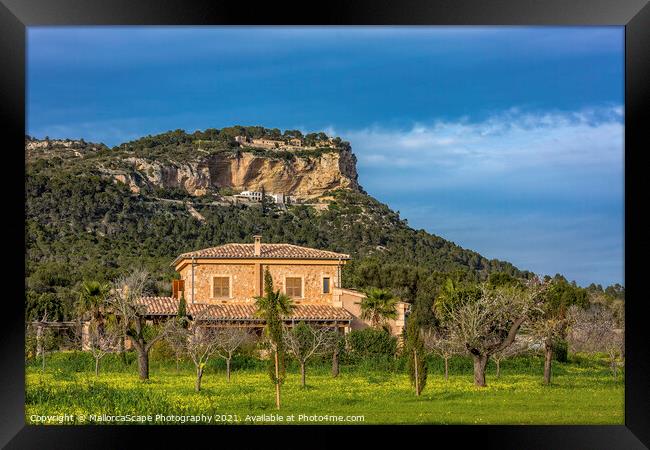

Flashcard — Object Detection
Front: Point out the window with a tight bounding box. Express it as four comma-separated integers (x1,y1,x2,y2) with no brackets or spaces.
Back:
213,276,230,298
286,277,302,298
323,277,330,294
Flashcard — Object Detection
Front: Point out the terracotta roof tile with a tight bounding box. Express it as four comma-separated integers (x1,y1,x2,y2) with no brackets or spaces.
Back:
173,243,349,265
138,297,179,315
137,297,352,322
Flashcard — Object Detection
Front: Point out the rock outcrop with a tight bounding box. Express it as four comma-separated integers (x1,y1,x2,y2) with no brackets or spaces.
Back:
25,133,363,199
109,149,361,199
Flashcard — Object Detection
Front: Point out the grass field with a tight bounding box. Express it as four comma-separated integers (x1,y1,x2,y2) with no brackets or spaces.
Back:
25,352,624,425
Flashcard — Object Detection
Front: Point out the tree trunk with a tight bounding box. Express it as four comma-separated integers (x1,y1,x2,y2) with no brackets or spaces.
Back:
36,326,43,356
274,350,281,410
332,347,339,378
120,335,127,365
137,347,150,380
472,354,488,387
300,362,306,388
195,366,203,392
95,357,100,376
414,350,420,396
36,327,43,357
496,359,501,378
608,351,618,379
543,345,553,385
226,357,231,382
444,357,449,381
38,327,45,372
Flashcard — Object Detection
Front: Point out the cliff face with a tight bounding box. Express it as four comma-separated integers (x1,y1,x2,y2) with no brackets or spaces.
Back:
208,150,360,197
26,130,363,199
109,148,361,198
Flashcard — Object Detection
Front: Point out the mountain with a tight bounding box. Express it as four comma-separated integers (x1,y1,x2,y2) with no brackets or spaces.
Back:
25,127,531,322
26,129,360,199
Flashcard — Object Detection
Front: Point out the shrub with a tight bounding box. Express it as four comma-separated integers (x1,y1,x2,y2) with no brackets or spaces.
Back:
554,340,568,362
219,187,236,196
149,338,177,361
25,350,138,373
346,328,397,359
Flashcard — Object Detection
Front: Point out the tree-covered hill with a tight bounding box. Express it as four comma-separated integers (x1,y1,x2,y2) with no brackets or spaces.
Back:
25,127,531,322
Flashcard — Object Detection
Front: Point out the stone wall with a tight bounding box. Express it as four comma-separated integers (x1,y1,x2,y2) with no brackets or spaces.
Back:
333,287,409,336
179,261,340,304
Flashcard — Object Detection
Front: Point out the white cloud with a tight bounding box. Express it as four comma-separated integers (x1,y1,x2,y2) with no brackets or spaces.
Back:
323,106,624,286
330,106,623,192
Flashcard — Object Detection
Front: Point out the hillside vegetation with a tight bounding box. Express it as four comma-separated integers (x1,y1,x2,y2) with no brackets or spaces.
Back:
26,127,530,321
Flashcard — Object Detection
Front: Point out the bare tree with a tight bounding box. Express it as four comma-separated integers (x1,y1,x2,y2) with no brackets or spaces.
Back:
26,315,56,372
214,327,254,382
524,278,589,385
87,317,121,376
490,337,529,378
33,311,57,373
442,280,546,387
165,314,222,392
284,322,337,388
422,328,462,381
568,305,624,378
187,325,221,392
107,269,167,380
526,316,569,385
165,318,189,374
331,333,343,378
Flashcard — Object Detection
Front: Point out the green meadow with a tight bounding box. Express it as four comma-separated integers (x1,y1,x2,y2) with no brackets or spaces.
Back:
25,352,623,425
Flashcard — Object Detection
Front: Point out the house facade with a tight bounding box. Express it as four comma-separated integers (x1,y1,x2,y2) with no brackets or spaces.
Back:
138,236,408,336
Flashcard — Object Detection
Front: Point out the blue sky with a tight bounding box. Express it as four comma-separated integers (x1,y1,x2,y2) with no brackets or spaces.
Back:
27,26,624,287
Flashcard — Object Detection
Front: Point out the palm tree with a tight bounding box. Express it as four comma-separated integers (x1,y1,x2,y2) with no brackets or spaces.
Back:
76,281,110,323
254,268,293,409
360,288,398,329
75,280,110,355
254,270,294,322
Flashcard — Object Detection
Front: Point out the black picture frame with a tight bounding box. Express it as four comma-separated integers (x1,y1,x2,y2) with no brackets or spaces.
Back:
2,0,648,448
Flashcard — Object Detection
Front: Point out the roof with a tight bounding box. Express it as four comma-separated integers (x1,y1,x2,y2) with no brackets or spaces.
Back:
137,297,353,322
172,243,350,266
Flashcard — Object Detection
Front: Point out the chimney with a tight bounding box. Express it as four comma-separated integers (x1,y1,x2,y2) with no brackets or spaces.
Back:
254,235,262,256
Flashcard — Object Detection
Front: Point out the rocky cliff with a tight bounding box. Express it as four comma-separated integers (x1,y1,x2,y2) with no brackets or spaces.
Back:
26,130,362,200
112,148,360,198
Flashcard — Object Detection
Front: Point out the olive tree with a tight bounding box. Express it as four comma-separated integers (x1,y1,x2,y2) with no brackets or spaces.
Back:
26,312,56,373
331,333,344,378
422,328,462,381
527,278,589,384
439,279,546,387
215,327,254,382
87,317,121,376
107,269,167,380
165,319,189,374
164,297,191,373
490,337,529,378
165,313,222,392
568,304,624,378
284,322,337,388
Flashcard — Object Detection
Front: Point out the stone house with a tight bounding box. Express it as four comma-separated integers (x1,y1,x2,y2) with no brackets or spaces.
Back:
250,138,283,149
234,135,252,145
137,236,408,336
238,190,264,201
